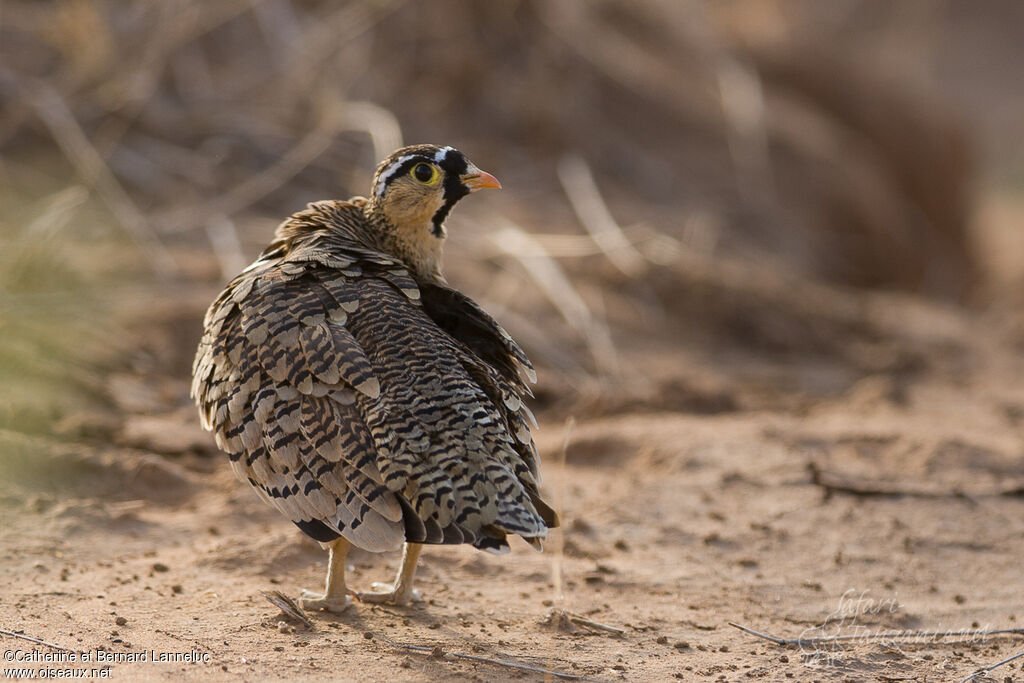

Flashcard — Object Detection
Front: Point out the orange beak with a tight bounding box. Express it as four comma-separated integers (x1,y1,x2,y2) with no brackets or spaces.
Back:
462,170,502,192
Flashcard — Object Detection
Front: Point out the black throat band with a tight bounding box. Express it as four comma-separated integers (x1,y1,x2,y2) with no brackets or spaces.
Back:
431,149,470,237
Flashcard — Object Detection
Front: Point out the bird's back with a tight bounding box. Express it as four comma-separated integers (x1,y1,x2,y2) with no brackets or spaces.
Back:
192,200,557,554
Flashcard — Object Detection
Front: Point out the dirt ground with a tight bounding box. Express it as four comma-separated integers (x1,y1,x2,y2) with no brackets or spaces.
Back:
2,270,1024,682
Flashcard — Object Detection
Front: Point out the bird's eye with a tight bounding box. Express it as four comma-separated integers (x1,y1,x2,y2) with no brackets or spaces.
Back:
411,163,439,184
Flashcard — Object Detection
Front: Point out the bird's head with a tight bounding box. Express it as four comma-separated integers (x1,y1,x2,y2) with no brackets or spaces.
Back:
367,144,501,241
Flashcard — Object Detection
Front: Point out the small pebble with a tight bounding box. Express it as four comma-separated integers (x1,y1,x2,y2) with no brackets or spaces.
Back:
114,616,127,626
152,563,169,573
674,641,690,650
656,636,668,645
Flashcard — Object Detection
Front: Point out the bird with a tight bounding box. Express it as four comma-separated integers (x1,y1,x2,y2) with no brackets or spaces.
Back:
191,144,558,612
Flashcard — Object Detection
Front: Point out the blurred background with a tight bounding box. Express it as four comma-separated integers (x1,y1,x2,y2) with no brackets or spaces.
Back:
2,0,1024,468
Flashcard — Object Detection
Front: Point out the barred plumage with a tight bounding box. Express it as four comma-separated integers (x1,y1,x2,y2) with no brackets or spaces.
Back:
192,145,557,609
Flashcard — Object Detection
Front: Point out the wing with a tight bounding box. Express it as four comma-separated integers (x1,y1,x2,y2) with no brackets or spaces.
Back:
336,273,555,551
419,282,557,525
418,283,537,388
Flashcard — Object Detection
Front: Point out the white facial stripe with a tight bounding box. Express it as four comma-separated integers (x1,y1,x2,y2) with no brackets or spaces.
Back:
434,146,455,163
375,154,419,197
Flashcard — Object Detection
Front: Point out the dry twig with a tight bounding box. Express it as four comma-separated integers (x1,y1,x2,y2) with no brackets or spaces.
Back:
560,610,625,636
960,649,1024,683
0,628,80,654
364,629,581,679
729,621,1024,647
393,642,581,680
808,462,1024,500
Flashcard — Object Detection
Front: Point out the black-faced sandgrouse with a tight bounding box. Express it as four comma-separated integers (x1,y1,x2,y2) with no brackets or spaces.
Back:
192,144,558,612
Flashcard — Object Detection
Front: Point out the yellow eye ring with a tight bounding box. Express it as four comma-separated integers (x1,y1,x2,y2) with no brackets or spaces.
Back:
411,163,440,185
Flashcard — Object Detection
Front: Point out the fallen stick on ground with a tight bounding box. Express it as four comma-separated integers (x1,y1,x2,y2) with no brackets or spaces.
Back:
959,649,1024,683
371,630,581,680
729,621,1024,647
0,628,80,654
567,612,625,635
393,642,581,680
808,462,1024,500
563,610,626,635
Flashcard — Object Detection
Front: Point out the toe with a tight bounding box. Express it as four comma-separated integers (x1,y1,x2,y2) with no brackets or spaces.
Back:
354,590,393,604
299,593,352,613
355,586,421,606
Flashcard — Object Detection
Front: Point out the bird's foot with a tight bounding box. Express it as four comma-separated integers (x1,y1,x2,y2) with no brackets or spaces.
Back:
298,589,352,613
354,582,422,606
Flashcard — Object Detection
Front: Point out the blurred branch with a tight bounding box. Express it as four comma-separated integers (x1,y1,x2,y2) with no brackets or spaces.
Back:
557,154,645,278
204,215,249,280
651,0,773,190
539,1,719,130
5,70,179,276
19,186,90,240
283,0,407,80
542,1,772,195
491,219,620,380
152,122,337,233
338,101,404,165
153,96,403,234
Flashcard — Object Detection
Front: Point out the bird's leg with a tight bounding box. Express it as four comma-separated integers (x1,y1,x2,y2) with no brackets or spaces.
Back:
299,537,352,613
355,542,423,605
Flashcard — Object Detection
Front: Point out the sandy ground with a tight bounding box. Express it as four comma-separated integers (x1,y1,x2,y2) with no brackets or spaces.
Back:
2,280,1024,683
